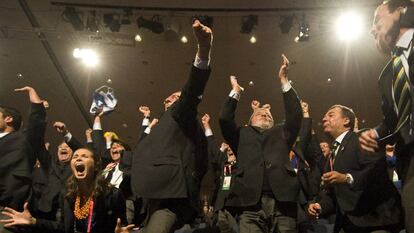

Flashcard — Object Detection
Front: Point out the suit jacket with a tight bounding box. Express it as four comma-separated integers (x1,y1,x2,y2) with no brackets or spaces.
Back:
317,131,401,228
219,88,302,207
131,65,210,219
0,103,46,211
35,188,126,233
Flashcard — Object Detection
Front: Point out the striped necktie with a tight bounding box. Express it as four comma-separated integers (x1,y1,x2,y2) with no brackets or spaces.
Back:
392,49,411,133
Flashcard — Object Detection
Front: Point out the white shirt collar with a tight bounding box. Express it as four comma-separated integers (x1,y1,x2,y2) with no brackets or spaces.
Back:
335,130,350,144
396,28,414,49
0,132,10,138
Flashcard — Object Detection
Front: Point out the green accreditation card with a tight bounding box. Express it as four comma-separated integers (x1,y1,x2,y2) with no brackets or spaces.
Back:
222,175,232,190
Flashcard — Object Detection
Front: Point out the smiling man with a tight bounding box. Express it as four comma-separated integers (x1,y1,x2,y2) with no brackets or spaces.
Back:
359,0,414,229
309,105,402,233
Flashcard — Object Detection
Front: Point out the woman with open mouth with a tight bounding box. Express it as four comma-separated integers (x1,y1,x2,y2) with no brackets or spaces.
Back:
0,147,134,233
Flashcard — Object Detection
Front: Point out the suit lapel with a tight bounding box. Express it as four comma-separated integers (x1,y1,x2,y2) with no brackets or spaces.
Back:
379,59,394,106
334,131,352,168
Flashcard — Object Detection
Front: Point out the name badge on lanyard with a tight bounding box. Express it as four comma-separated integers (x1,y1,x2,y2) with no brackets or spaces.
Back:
222,165,232,191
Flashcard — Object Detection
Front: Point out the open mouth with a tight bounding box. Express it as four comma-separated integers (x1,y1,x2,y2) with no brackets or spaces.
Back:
75,164,85,173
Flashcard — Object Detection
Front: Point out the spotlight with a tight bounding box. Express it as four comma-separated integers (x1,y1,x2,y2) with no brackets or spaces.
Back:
181,36,188,44
72,48,98,67
193,15,214,28
241,15,258,34
335,11,363,41
135,34,142,42
280,15,294,34
86,11,98,33
137,15,164,34
294,15,310,42
63,7,84,31
104,14,121,32
249,35,257,44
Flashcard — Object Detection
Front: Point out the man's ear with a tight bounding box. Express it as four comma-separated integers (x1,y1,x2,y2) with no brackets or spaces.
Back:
4,116,13,125
343,117,350,127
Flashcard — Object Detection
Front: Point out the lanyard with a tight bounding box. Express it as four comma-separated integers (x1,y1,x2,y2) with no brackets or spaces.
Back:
87,200,94,233
224,165,232,176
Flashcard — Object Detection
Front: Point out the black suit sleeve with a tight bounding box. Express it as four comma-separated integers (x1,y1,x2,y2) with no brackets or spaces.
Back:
282,88,303,149
24,103,47,168
207,135,226,166
219,96,241,155
92,129,111,166
171,65,211,129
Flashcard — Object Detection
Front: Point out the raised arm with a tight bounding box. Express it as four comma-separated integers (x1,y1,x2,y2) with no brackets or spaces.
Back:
53,121,83,151
279,55,303,149
219,76,243,154
171,20,212,127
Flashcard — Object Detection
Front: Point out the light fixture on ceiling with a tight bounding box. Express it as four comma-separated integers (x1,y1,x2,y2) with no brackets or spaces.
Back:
134,34,142,42
294,14,310,42
180,36,188,44
63,7,84,31
249,35,257,44
86,11,99,33
104,14,121,32
335,11,364,41
241,15,258,34
280,15,294,34
137,15,164,34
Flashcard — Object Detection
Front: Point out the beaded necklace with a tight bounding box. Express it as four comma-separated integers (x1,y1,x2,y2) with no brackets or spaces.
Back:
74,196,92,220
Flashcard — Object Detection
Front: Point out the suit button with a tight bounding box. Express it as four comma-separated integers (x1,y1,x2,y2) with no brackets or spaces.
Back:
265,161,272,169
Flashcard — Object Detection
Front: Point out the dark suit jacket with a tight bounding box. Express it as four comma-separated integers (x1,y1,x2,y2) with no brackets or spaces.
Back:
0,103,46,211
35,188,126,233
317,131,401,228
131,65,210,220
219,87,302,207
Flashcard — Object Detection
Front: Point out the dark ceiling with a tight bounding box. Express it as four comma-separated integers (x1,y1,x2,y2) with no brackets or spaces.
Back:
0,0,387,149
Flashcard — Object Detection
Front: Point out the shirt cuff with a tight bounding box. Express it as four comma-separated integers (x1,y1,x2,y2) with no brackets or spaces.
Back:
142,118,150,126
229,90,241,101
106,141,112,150
281,82,292,93
93,122,102,130
346,173,354,185
87,139,93,143
64,132,72,142
194,55,210,70
144,127,151,134
205,128,213,137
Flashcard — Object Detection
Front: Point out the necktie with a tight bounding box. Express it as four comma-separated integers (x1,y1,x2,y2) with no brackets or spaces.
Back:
106,167,115,182
329,141,340,170
392,48,411,133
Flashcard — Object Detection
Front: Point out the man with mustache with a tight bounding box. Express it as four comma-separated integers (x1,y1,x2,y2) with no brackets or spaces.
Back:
218,55,302,233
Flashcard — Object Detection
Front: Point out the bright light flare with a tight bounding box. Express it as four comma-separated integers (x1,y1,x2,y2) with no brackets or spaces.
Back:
335,12,364,41
73,48,98,67
249,35,257,44
180,36,188,44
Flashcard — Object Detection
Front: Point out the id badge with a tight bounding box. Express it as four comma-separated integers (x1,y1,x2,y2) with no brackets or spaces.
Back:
222,175,232,190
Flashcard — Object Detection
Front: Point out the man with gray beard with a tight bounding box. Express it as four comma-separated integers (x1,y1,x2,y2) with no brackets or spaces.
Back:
219,55,302,233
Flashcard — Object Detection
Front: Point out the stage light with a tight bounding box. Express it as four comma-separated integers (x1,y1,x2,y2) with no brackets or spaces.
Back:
137,16,164,34
135,34,142,42
241,15,258,34
249,35,257,44
294,15,310,42
81,49,98,67
280,15,294,34
104,14,121,32
63,7,84,31
335,11,364,41
181,36,188,44
73,48,98,67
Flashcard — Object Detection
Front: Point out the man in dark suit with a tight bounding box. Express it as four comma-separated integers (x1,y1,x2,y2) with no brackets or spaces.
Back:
0,86,47,233
359,0,414,230
219,55,302,233
310,105,402,233
130,20,212,233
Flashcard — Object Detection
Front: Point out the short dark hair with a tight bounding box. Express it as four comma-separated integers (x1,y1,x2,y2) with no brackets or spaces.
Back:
329,105,356,130
383,0,414,12
0,105,22,131
111,138,131,151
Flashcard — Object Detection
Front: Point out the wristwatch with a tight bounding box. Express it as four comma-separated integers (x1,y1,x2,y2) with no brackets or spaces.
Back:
345,173,354,185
